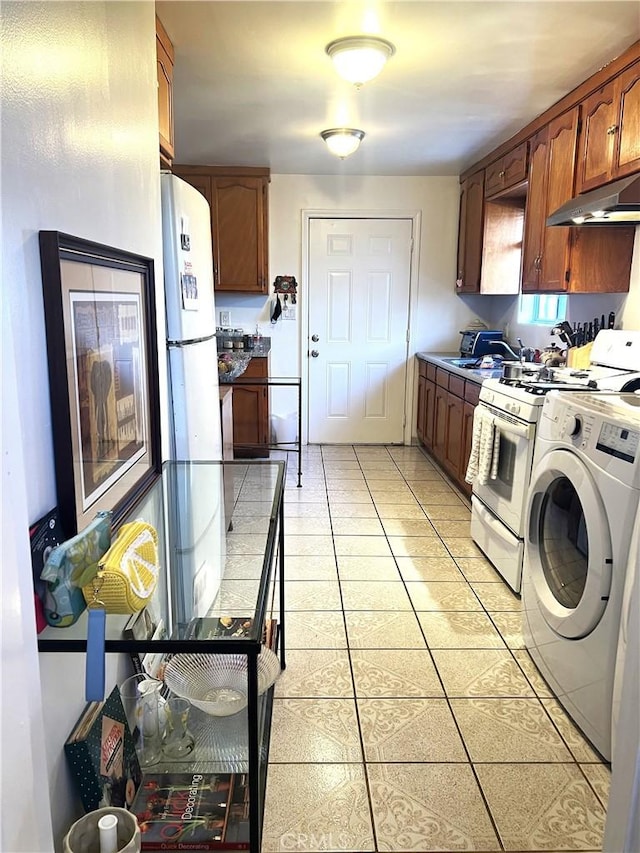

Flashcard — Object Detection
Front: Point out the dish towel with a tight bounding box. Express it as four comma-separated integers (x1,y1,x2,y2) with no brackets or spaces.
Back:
465,406,498,486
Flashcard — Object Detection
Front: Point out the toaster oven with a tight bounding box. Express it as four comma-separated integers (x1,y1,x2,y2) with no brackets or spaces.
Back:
459,329,504,357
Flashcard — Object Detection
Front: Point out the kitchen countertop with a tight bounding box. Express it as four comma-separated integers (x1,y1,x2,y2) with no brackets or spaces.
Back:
416,352,503,383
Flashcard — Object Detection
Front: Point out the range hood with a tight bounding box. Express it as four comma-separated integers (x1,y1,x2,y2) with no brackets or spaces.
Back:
547,174,640,226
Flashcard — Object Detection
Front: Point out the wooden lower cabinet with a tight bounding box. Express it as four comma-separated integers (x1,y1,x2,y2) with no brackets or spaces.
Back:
232,357,269,458
416,357,479,496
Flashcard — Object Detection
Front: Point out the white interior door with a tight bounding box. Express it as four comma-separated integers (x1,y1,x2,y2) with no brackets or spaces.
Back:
307,218,413,444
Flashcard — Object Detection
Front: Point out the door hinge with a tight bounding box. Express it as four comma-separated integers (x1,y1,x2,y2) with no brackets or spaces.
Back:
406,329,410,343
565,269,570,283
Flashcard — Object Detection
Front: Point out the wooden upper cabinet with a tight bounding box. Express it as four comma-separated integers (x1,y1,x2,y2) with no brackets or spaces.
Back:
521,128,549,291
456,170,484,293
156,16,174,166
577,60,640,192
171,166,270,293
211,176,268,293
484,142,528,198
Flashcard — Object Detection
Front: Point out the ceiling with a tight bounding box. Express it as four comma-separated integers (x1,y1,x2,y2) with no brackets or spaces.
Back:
156,1,639,176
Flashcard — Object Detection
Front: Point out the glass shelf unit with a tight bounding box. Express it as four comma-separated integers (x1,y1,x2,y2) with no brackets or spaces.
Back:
38,459,286,853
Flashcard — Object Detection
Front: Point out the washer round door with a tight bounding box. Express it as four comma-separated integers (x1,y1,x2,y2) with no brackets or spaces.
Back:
525,448,612,639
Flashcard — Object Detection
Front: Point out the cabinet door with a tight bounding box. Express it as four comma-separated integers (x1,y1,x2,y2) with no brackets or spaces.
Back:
456,170,484,293
416,374,426,443
521,128,548,292
424,378,436,449
539,108,579,292
156,17,174,165
577,80,617,193
179,174,212,207
211,177,268,293
459,401,476,497
502,142,528,189
615,62,640,180
232,358,269,458
433,386,449,463
444,393,464,480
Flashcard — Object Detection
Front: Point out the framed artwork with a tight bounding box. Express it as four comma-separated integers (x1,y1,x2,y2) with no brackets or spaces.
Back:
39,232,161,536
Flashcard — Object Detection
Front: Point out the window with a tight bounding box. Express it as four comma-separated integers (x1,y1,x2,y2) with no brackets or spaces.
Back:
518,294,567,326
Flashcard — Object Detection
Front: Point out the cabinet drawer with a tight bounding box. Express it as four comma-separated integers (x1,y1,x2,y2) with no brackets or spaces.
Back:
426,363,437,382
464,381,481,406
448,375,465,398
435,368,450,389
418,359,427,379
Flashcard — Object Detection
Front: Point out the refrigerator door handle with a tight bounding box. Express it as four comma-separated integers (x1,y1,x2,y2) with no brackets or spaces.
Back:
167,332,218,348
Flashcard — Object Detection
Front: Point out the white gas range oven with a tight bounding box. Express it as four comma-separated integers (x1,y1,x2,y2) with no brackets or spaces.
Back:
470,329,640,592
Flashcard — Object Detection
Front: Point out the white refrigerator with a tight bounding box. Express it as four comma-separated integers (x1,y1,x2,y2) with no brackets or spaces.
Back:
161,171,222,461
161,173,225,617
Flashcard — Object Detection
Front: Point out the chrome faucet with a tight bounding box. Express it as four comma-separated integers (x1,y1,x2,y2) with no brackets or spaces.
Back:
489,340,522,361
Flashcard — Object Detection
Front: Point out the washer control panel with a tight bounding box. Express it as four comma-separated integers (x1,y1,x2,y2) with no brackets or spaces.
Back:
596,421,640,464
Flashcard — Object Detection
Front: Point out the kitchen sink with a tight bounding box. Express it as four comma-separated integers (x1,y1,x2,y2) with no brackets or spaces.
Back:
441,357,484,368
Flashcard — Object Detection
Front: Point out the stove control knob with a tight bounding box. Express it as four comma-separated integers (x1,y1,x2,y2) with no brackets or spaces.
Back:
567,415,582,438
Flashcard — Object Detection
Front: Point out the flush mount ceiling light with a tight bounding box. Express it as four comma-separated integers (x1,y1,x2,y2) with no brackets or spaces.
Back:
325,36,395,86
320,128,365,159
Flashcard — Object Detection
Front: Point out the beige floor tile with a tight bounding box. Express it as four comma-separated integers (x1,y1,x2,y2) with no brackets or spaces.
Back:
340,580,412,611
451,697,572,762
359,698,467,762
284,534,335,556
375,503,431,519
321,448,358,459
513,650,555,698
284,489,330,504
490,612,526,649
226,533,271,555
211,579,262,611
418,611,506,649
226,515,270,535
455,556,505,582
231,499,274,517
327,482,371,495
388,536,450,559
284,555,338,580
322,459,361,471
476,763,606,851
423,503,472,519
345,611,426,649
328,491,375,504
325,470,365,481
432,649,536,698
367,763,500,852
363,472,406,483
541,698,604,762
262,763,375,852
441,536,485,558
285,580,342,610
337,556,400,581
410,480,458,495
334,535,392,557
329,502,379,519
223,554,264,580
283,503,330,519
407,580,483,611
275,648,353,697
285,610,347,649
396,555,465,582
580,762,611,807
371,491,420,505
284,516,332,535
350,649,444,697
405,471,450,483
430,519,474,538
331,517,385,536
269,698,362,762
380,517,437,536
471,581,522,612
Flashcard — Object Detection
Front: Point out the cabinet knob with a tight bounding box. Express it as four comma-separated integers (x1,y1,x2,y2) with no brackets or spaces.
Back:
499,170,505,178
606,124,619,135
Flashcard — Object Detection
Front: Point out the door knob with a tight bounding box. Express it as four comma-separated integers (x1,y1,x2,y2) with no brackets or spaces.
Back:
311,350,319,358
311,334,319,342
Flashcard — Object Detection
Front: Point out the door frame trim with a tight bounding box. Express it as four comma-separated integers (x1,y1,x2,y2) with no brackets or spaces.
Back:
302,209,422,445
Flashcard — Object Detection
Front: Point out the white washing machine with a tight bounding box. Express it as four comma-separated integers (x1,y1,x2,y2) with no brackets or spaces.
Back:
522,390,640,761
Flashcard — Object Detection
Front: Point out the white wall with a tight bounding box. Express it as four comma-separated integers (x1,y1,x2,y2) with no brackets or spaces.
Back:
1,2,167,848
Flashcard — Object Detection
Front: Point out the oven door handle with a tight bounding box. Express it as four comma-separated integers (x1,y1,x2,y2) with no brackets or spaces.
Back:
491,415,532,440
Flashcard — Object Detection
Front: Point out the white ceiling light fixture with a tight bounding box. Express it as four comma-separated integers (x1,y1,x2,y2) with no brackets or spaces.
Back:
325,36,395,86
320,128,365,159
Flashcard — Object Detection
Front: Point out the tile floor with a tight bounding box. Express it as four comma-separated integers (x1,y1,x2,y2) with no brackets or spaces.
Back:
237,445,611,852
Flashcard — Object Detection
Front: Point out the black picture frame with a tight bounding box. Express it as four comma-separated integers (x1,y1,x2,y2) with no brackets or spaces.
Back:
39,232,161,536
